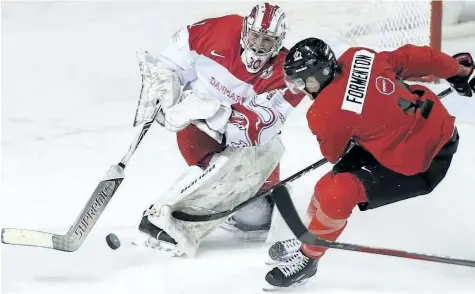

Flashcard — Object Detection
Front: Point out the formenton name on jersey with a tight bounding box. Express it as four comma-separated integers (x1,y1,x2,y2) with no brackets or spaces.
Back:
341,50,375,114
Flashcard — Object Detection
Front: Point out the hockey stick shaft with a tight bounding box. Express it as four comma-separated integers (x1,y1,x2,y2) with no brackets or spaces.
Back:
1,104,162,252
120,105,162,167
272,185,475,268
171,157,329,222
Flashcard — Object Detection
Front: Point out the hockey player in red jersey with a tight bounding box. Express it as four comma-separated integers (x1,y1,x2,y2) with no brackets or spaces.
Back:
133,3,307,256
263,37,474,289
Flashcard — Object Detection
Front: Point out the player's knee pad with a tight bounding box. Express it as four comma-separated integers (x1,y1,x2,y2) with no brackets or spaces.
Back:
310,172,367,220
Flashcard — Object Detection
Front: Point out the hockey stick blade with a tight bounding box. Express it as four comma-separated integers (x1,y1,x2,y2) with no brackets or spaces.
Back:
272,185,475,268
172,158,329,222
2,165,125,252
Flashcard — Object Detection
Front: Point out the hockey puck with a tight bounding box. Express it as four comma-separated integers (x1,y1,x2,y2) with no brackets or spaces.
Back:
106,233,121,250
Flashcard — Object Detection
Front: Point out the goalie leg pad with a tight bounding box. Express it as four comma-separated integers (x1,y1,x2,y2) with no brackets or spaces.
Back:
147,136,285,257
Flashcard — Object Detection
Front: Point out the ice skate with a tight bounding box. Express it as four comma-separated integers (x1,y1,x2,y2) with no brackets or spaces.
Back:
134,214,183,256
265,238,302,265
263,250,319,291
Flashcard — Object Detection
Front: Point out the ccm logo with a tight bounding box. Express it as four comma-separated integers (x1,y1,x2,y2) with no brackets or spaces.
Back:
375,77,395,95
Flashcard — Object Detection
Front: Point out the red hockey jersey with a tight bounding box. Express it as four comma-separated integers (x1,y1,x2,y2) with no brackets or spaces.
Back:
307,45,459,176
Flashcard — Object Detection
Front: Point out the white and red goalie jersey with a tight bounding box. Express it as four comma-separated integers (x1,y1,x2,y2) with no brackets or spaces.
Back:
151,14,305,147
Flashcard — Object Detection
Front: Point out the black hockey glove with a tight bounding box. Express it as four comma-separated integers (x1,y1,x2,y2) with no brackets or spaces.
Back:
469,74,475,93
446,52,474,97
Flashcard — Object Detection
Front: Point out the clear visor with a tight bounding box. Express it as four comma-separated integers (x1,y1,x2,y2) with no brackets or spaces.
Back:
284,75,306,94
284,75,321,96
246,30,277,54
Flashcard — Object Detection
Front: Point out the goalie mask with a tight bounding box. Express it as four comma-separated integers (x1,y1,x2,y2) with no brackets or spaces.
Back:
240,3,288,73
283,38,338,99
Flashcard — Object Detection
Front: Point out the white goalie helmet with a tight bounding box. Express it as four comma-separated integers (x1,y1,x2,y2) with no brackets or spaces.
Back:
240,2,288,73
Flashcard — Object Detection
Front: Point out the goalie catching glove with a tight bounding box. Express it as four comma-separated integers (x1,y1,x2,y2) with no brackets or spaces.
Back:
137,51,232,133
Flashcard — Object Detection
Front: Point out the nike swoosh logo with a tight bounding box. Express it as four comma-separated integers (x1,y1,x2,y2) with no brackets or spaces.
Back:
211,50,225,58
190,22,206,27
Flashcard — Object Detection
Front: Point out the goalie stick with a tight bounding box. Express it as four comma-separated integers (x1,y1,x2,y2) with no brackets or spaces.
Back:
1,104,163,252
272,184,475,268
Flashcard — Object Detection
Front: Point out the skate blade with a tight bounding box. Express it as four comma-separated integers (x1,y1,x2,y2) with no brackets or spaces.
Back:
262,279,309,291
221,227,269,242
238,230,268,242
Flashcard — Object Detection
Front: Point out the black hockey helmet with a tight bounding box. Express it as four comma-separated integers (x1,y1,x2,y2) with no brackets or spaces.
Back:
283,38,338,98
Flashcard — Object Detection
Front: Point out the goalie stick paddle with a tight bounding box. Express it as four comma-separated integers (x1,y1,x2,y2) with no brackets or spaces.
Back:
272,185,475,268
1,105,162,252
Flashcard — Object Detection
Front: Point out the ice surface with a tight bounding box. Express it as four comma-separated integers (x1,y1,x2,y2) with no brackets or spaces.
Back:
2,2,475,293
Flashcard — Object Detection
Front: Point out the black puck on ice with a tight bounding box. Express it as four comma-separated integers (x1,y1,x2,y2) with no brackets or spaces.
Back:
106,233,121,250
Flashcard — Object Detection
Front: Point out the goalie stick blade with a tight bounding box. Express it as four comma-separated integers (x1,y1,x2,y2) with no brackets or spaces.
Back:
2,229,55,249
272,185,475,268
1,229,79,252
1,165,125,252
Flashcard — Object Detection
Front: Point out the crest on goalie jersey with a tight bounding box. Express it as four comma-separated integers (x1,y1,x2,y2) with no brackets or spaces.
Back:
228,97,280,147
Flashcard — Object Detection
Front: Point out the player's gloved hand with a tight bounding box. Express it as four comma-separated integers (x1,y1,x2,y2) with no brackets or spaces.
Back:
469,75,475,94
446,52,474,97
